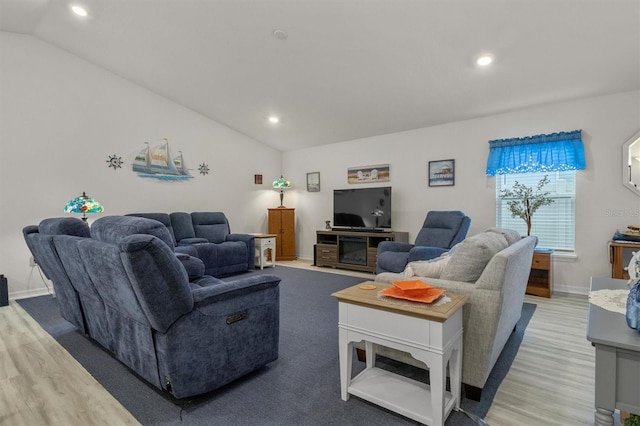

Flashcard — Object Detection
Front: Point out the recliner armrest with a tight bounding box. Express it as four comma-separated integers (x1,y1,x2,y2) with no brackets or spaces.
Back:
191,274,280,307
225,233,255,269
378,241,415,253
178,238,209,246
408,246,449,262
175,253,206,280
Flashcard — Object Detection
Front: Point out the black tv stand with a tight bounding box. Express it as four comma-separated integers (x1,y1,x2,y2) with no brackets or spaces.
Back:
315,229,409,273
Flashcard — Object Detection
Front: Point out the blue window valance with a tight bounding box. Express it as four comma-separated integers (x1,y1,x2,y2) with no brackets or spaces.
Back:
485,129,585,176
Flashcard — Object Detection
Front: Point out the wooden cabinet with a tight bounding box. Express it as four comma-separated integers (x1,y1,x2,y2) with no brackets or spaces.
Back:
609,241,640,279
268,208,296,261
526,250,553,298
315,230,408,273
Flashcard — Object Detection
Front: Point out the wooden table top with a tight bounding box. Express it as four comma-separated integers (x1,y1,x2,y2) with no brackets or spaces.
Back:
332,281,467,323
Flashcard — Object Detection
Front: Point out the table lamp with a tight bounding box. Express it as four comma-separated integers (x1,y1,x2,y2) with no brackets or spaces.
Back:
64,191,104,222
272,175,291,208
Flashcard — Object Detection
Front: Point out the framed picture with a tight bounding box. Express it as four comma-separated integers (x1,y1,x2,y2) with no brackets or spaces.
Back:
347,163,390,184
307,172,320,192
254,174,263,185
428,159,455,187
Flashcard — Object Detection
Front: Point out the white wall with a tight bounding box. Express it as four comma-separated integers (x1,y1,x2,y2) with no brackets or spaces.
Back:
2,32,638,298
0,32,282,299
284,90,640,294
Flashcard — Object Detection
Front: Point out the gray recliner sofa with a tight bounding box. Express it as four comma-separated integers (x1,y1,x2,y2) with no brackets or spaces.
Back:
375,228,537,400
23,215,280,399
128,211,255,277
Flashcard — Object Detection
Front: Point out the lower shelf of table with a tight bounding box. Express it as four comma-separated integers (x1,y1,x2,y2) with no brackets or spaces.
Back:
348,367,455,425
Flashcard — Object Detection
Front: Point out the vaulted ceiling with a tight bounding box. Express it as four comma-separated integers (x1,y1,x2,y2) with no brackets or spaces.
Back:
1,0,639,151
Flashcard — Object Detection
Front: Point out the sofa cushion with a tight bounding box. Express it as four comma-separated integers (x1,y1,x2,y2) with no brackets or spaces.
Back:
91,216,175,249
191,212,230,243
39,217,90,237
440,231,509,282
403,254,450,278
485,227,521,245
126,213,177,246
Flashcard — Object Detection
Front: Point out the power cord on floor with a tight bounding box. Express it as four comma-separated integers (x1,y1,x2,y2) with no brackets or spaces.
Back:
35,264,53,296
454,407,490,425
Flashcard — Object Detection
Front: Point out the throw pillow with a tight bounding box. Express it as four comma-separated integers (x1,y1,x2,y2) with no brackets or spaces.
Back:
440,231,509,282
485,227,521,245
403,255,451,278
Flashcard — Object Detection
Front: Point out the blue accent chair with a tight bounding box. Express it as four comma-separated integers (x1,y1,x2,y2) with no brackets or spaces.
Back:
376,210,471,274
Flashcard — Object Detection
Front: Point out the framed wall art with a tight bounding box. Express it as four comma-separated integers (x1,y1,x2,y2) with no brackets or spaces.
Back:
428,159,455,187
307,172,320,192
347,163,390,184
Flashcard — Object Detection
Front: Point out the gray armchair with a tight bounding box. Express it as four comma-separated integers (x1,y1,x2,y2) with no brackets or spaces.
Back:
376,210,471,273
375,229,536,400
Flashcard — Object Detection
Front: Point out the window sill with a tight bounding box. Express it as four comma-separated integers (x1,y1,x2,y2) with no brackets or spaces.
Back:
551,252,577,262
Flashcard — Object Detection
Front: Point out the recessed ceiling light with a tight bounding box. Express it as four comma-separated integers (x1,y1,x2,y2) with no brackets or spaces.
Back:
268,116,280,124
476,54,493,66
71,5,88,17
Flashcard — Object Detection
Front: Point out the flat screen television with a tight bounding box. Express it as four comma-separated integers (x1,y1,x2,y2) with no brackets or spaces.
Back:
333,187,392,230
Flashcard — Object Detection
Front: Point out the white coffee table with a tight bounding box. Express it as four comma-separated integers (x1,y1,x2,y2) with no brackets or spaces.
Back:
332,282,467,426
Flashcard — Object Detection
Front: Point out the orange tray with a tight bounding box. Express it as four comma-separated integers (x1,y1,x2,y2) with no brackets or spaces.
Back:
380,286,445,304
391,279,434,296
391,279,433,291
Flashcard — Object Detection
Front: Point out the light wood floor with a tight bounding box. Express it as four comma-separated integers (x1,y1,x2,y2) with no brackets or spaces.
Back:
0,260,605,425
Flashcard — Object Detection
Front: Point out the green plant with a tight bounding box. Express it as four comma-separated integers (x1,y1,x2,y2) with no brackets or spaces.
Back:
499,175,555,236
624,413,640,426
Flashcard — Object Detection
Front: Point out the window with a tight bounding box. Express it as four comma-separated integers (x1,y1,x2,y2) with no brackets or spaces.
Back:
486,129,584,253
496,171,576,252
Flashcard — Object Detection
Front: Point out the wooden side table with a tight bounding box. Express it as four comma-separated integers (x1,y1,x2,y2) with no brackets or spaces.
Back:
609,241,640,279
526,249,553,297
332,282,467,426
251,234,276,269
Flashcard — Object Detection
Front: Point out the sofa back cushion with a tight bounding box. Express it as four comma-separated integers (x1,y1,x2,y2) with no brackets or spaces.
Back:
39,217,91,238
191,212,230,243
93,216,175,249
415,210,470,249
440,231,509,282
170,212,197,242
126,213,177,246
485,227,521,245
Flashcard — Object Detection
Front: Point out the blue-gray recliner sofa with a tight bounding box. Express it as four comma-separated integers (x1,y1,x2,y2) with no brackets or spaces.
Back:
23,215,280,399
376,210,471,273
127,212,255,277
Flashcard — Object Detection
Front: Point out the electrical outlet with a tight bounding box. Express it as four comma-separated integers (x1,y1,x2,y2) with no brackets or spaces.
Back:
29,256,37,267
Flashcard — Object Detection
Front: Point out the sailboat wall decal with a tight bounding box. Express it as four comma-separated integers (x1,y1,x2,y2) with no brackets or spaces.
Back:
132,138,193,180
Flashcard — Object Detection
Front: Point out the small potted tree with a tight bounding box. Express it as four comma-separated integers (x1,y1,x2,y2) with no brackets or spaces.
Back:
499,175,554,236
624,413,640,426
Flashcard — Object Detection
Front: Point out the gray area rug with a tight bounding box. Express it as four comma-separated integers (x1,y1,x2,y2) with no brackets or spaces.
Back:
18,266,535,425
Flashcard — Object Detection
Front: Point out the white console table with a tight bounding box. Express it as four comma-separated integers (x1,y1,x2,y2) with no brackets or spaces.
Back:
251,234,276,269
332,282,467,426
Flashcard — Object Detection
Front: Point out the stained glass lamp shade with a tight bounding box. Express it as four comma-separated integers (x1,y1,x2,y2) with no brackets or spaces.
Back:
64,192,104,221
272,175,291,208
